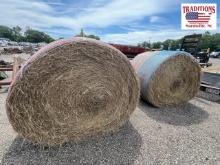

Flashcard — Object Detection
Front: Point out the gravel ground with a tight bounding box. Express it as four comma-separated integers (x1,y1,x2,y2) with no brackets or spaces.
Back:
0,90,219,165
197,91,220,103
0,54,219,164
203,58,220,74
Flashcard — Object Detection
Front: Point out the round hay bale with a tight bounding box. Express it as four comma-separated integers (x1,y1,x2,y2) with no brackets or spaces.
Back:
6,37,140,145
131,51,201,107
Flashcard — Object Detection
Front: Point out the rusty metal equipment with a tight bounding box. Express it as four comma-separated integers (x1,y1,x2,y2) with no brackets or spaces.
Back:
0,56,23,87
110,44,147,59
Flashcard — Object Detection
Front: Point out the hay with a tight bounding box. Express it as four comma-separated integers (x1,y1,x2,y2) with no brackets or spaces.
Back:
6,37,140,145
131,51,201,107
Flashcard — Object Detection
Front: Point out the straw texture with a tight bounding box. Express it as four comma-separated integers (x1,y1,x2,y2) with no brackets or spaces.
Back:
6,37,140,145
132,51,201,107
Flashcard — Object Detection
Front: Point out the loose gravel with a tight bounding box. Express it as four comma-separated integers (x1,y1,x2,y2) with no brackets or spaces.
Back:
0,91,219,165
0,55,219,165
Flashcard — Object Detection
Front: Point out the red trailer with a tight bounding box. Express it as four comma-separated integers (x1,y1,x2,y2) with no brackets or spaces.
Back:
110,44,147,59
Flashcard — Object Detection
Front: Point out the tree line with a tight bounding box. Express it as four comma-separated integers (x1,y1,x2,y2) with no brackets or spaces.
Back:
75,29,100,40
0,26,100,43
1,25,219,51
138,31,220,51
0,25,55,43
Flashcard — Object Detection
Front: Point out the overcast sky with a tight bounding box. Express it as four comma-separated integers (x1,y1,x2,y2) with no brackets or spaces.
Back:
0,0,219,44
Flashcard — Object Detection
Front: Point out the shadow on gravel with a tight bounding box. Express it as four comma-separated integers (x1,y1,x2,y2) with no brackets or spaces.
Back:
140,100,209,126
1,122,142,165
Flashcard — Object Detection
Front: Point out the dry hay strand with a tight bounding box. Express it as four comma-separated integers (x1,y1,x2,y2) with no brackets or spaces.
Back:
131,51,201,107
6,37,140,146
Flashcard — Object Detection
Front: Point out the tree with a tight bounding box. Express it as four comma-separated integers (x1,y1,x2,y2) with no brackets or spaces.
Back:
201,32,213,50
204,31,211,36
87,34,100,40
75,29,100,40
0,25,14,40
12,26,22,35
212,33,220,50
24,29,54,43
152,41,162,49
79,29,85,37
12,26,22,42
0,25,55,43
138,41,150,48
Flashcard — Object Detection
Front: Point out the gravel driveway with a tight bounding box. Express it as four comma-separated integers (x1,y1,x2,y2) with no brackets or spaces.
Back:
0,91,219,165
0,54,219,164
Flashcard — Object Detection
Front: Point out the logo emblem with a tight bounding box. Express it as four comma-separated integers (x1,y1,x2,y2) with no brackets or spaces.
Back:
181,3,217,30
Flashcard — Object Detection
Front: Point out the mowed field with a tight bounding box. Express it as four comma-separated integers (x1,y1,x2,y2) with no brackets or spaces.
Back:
0,54,219,164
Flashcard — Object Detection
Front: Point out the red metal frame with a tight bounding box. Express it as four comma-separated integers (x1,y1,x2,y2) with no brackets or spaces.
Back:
110,44,147,58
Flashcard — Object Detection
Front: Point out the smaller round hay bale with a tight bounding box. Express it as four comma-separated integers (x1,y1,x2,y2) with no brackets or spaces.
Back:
6,37,140,145
131,51,201,107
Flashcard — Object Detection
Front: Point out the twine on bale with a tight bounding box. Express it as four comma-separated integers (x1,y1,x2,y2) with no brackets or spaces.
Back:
6,37,140,145
131,51,201,108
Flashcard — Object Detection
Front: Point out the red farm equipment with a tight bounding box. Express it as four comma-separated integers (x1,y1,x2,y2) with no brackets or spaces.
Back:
110,44,147,59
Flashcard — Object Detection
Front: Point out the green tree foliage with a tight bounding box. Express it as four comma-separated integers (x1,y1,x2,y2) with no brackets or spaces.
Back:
138,41,151,48
151,41,162,49
200,31,220,51
87,34,100,40
0,25,14,40
0,25,54,43
138,31,220,51
12,26,22,41
25,29,54,43
75,29,100,40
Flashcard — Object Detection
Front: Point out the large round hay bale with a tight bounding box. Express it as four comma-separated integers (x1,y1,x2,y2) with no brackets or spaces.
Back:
6,37,139,145
131,51,201,107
